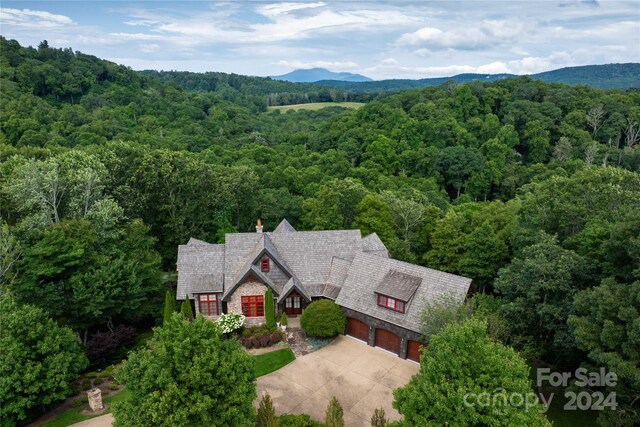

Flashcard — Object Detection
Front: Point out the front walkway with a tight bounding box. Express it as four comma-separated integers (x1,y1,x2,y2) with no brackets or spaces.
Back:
256,335,419,427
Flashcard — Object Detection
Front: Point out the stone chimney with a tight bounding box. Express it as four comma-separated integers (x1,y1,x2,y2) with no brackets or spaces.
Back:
256,219,263,233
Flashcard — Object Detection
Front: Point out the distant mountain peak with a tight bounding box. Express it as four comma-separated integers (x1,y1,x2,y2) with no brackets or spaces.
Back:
270,67,372,83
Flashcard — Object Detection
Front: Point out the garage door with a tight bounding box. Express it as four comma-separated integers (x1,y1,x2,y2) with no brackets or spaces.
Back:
407,340,425,362
346,318,369,342
375,328,401,355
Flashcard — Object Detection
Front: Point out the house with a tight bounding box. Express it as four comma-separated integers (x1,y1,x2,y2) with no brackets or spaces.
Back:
176,219,472,362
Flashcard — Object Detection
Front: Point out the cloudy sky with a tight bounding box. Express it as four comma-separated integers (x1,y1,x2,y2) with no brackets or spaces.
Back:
1,1,638,79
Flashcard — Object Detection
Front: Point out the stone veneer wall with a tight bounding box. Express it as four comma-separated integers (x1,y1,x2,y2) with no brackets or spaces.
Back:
341,307,423,359
227,281,268,326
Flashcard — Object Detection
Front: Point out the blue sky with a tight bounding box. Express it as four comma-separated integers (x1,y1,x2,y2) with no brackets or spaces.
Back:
1,1,638,79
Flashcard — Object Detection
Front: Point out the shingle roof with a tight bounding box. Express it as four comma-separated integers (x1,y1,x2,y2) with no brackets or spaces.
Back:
176,242,224,298
274,219,296,233
334,253,472,333
267,229,362,285
375,270,422,302
222,264,279,301
362,233,389,258
277,277,311,303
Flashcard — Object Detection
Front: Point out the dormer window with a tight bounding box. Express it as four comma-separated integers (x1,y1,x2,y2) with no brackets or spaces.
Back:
378,294,405,313
261,258,270,272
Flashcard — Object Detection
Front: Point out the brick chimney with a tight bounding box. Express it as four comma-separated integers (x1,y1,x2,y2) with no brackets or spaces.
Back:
256,219,263,233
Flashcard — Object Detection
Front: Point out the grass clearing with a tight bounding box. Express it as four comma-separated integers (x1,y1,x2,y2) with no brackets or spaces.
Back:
254,348,296,377
267,102,364,112
40,389,131,427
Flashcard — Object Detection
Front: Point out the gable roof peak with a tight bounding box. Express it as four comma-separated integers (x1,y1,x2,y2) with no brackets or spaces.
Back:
274,219,296,233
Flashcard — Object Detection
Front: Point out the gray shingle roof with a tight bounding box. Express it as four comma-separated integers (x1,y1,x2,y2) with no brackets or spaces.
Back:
222,264,279,301
274,219,296,233
334,253,472,333
176,242,224,298
375,270,422,302
277,277,311,303
267,229,362,285
362,233,389,258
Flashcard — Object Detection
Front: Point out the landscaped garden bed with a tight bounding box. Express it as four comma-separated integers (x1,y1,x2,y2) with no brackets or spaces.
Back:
239,325,284,349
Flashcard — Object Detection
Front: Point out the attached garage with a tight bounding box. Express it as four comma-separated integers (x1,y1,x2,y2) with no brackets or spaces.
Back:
407,340,425,363
375,328,401,355
346,318,369,342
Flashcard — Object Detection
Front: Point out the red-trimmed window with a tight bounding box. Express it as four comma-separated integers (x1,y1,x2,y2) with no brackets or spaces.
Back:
261,258,270,272
198,294,218,316
241,295,264,317
377,294,405,313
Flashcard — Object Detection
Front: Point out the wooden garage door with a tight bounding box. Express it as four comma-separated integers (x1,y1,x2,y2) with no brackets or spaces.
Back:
375,328,401,355
346,318,368,342
407,340,425,362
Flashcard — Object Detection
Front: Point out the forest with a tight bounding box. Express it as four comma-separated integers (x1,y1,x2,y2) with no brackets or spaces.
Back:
0,37,639,426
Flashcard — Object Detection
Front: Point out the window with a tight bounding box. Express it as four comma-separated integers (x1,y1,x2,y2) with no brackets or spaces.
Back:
261,258,270,272
241,295,264,317
377,294,405,313
198,294,218,316
293,297,300,309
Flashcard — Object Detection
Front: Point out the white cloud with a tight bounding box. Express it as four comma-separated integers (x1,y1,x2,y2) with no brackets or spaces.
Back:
256,2,327,18
396,19,531,50
276,59,358,70
414,48,432,57
0,8,73,28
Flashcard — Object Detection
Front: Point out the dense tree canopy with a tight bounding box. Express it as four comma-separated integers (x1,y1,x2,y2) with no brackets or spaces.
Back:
1,37,639,425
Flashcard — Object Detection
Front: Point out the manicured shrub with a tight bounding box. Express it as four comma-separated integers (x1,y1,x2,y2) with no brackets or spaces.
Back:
370,407,387,426
71,398,85,408
256,392,276,427
180,298,194,320
244,339,254,349
109,383,120,391
265,288,276,329
81,379,92,390
163,290,175,325
93,377,103,386
281,312,288,327
259,336,271,347
301,300,345,338
277,414,324,427
270,333,281,345
216,312,245,334
85,372,98,378
325,396,344,427
250,337,260,348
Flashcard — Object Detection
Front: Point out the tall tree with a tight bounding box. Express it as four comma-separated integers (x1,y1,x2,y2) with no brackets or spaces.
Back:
113,314,256,426
0,295,88,425
393,319,550,426
494,239,594,365
163,290,175,325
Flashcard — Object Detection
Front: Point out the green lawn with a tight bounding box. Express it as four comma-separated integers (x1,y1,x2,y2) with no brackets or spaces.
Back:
254,348,296,377
40,389,131,427
267,102,364,112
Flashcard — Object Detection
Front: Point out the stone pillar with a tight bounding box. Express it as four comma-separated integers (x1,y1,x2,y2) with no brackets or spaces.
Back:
87,388,103,411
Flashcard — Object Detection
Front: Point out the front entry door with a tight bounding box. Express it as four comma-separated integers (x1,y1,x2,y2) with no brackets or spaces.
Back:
285,295,302,316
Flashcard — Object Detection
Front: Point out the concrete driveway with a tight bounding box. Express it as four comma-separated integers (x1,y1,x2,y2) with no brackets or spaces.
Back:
256,335,419,426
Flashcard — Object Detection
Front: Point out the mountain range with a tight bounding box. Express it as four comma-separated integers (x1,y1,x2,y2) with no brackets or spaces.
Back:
270,67,372,83
270,63,639,90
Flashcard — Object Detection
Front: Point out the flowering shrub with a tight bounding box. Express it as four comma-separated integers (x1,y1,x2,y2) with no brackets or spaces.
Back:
216,312,245,334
